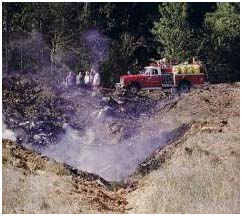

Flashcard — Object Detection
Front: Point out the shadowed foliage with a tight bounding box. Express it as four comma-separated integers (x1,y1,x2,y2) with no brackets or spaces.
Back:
2,2,240,85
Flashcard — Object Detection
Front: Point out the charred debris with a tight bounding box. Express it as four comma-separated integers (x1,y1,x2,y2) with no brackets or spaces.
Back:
3,73,183,184
3,74,171,148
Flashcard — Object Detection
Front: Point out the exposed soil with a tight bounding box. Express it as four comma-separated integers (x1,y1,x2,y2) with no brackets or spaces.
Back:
2,76,240,213
3,74,178,182
126,83,240,213
3,139,128,213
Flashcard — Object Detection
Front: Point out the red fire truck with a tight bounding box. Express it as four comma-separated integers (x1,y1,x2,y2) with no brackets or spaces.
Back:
115,62,206,94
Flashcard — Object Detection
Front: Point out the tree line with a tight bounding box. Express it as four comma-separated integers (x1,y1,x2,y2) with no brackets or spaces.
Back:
2,2,240,86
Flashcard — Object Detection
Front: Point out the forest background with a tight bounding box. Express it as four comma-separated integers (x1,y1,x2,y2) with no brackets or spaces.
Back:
2,2,240,86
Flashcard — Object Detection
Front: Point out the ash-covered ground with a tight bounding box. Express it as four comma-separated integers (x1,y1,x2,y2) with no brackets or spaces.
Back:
3,74,182,182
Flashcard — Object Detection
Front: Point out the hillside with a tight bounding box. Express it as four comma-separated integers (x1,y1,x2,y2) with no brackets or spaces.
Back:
127,83,240,213
3,140,127,213
2,83,240,213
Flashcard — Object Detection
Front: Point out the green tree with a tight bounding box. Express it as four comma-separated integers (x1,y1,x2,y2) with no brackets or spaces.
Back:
2,2,92,77
152,3,194,62
204,2,240,82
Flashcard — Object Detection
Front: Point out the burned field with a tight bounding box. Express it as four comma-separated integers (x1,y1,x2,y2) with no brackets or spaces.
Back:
2,74,240,213
3,74,182,181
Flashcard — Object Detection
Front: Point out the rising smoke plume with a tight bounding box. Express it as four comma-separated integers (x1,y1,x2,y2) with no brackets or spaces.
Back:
3,28,178,183
83,29,109,72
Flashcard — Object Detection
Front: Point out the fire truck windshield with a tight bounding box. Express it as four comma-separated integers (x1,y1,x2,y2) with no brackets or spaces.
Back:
143,67,158,75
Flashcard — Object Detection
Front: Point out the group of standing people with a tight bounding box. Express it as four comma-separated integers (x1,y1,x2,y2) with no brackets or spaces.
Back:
66,68,100,90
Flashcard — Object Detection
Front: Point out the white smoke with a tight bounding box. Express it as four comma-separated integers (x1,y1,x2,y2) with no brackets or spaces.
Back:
4,29,180,182
83,29,109,71
2,123,16,141
41,112,174,182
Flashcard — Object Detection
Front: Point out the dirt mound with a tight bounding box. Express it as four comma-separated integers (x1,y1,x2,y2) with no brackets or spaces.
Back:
3,139,128,213
126,83,240,213
160,83,240,122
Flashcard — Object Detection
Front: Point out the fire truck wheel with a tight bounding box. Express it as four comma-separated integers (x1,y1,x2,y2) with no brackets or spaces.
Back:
128,83,140,94
178,81,191,93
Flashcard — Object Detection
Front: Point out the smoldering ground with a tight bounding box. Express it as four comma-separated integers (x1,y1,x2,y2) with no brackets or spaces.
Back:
3,29,181,182
3,77,180,182
41,103,176,182
2,29,110,147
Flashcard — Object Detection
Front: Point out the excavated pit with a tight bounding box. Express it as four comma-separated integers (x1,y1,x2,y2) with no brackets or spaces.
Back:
3,74,189,183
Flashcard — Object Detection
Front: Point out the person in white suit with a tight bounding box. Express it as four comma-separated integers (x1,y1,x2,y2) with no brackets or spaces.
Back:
93,70,100,90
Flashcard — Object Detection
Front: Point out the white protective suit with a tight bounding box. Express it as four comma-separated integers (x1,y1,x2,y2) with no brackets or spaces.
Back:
84,74,90,85
76,73,82,85
93,72,101,88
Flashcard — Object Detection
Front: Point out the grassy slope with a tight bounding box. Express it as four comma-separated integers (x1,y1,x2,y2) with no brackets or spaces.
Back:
2,140,127,214
127,83,240,213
